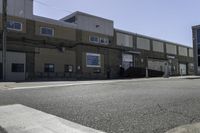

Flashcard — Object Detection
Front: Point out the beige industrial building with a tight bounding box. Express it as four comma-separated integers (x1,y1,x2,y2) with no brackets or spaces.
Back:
0,0,194,81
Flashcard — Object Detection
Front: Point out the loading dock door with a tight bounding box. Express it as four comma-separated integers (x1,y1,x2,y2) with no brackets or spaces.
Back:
148,59,166,72
179,64,187,75
122,54,133,70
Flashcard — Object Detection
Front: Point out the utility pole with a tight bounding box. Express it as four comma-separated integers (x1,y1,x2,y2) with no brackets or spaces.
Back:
2,0,7,81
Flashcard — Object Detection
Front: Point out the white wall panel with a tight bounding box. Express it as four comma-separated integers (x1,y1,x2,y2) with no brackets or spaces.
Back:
77,15,114,36
137,37,150,50
152,41,164,52
117,33,133,48
189,49,194,57
178,46,188,56
0,0,33,19
166,43,177,55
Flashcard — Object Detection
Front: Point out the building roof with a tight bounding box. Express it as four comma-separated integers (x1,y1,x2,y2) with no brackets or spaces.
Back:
33,15,77,29
192,25,200,29
60,11,113,23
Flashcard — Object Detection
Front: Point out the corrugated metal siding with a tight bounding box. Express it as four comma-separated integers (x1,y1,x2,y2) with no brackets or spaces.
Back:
166,43,177,55
137,37,150,50
178,46,188,56
117,33,133,48
189,49,194,57
152,41,164,52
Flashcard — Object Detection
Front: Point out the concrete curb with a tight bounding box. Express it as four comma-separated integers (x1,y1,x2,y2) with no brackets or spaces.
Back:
166,123,200,133
0,76,200,91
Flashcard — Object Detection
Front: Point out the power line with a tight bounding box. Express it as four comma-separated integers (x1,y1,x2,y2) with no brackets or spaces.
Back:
34,0,73,14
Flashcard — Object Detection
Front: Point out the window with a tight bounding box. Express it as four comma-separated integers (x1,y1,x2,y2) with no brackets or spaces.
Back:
197,29,200,44
89,36,99,43
64,16,76,23
44,64,54,72
12,63,24,72
100,38,109,45
64,65,73,73
40,27,54,37
7,21,22,31
198,48,200,55
86,53,101,67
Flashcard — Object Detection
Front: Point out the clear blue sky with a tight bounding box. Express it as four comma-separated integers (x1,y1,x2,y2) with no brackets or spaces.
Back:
34,0,200,47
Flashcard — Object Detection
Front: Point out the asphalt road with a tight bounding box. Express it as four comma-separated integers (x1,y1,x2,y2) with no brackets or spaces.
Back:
1,78,200,133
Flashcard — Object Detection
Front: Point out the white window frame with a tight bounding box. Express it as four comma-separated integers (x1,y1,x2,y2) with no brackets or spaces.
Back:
40,27,54,37
100,37,109,45
7,21,22,31
86,53,101,68
89,36,99,44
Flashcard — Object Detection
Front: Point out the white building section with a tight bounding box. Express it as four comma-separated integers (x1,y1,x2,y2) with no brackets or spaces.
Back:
0,51,26,81
61,11,114,36
0,0,33,19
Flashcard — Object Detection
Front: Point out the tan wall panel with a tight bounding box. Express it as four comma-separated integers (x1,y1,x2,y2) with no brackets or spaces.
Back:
166,43,177,55
137,37,150,50
178,46,188,56
35,21,76,41
152,41,164,53
35,48,76,73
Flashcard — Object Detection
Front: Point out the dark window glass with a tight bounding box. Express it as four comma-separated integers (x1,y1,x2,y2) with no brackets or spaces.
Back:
40,27,54,36
64,65,73,73
7,21,22,30
86,54,100,67
89,36,99,43
198,48,200,55
198,57,200,66
197,29,200,44
64,17,75,23
12,64,24,72
44,64,54,72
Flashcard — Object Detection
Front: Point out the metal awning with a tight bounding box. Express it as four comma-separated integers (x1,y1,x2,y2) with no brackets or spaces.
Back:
125,51,141,55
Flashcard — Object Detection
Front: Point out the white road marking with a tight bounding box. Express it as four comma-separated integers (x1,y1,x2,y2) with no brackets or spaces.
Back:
9,78,163,90
0,104,106,133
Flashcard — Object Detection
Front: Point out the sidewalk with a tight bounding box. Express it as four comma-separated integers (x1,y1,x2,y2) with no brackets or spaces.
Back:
0,75,200,90
0,104,105,133
166,122,200,133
